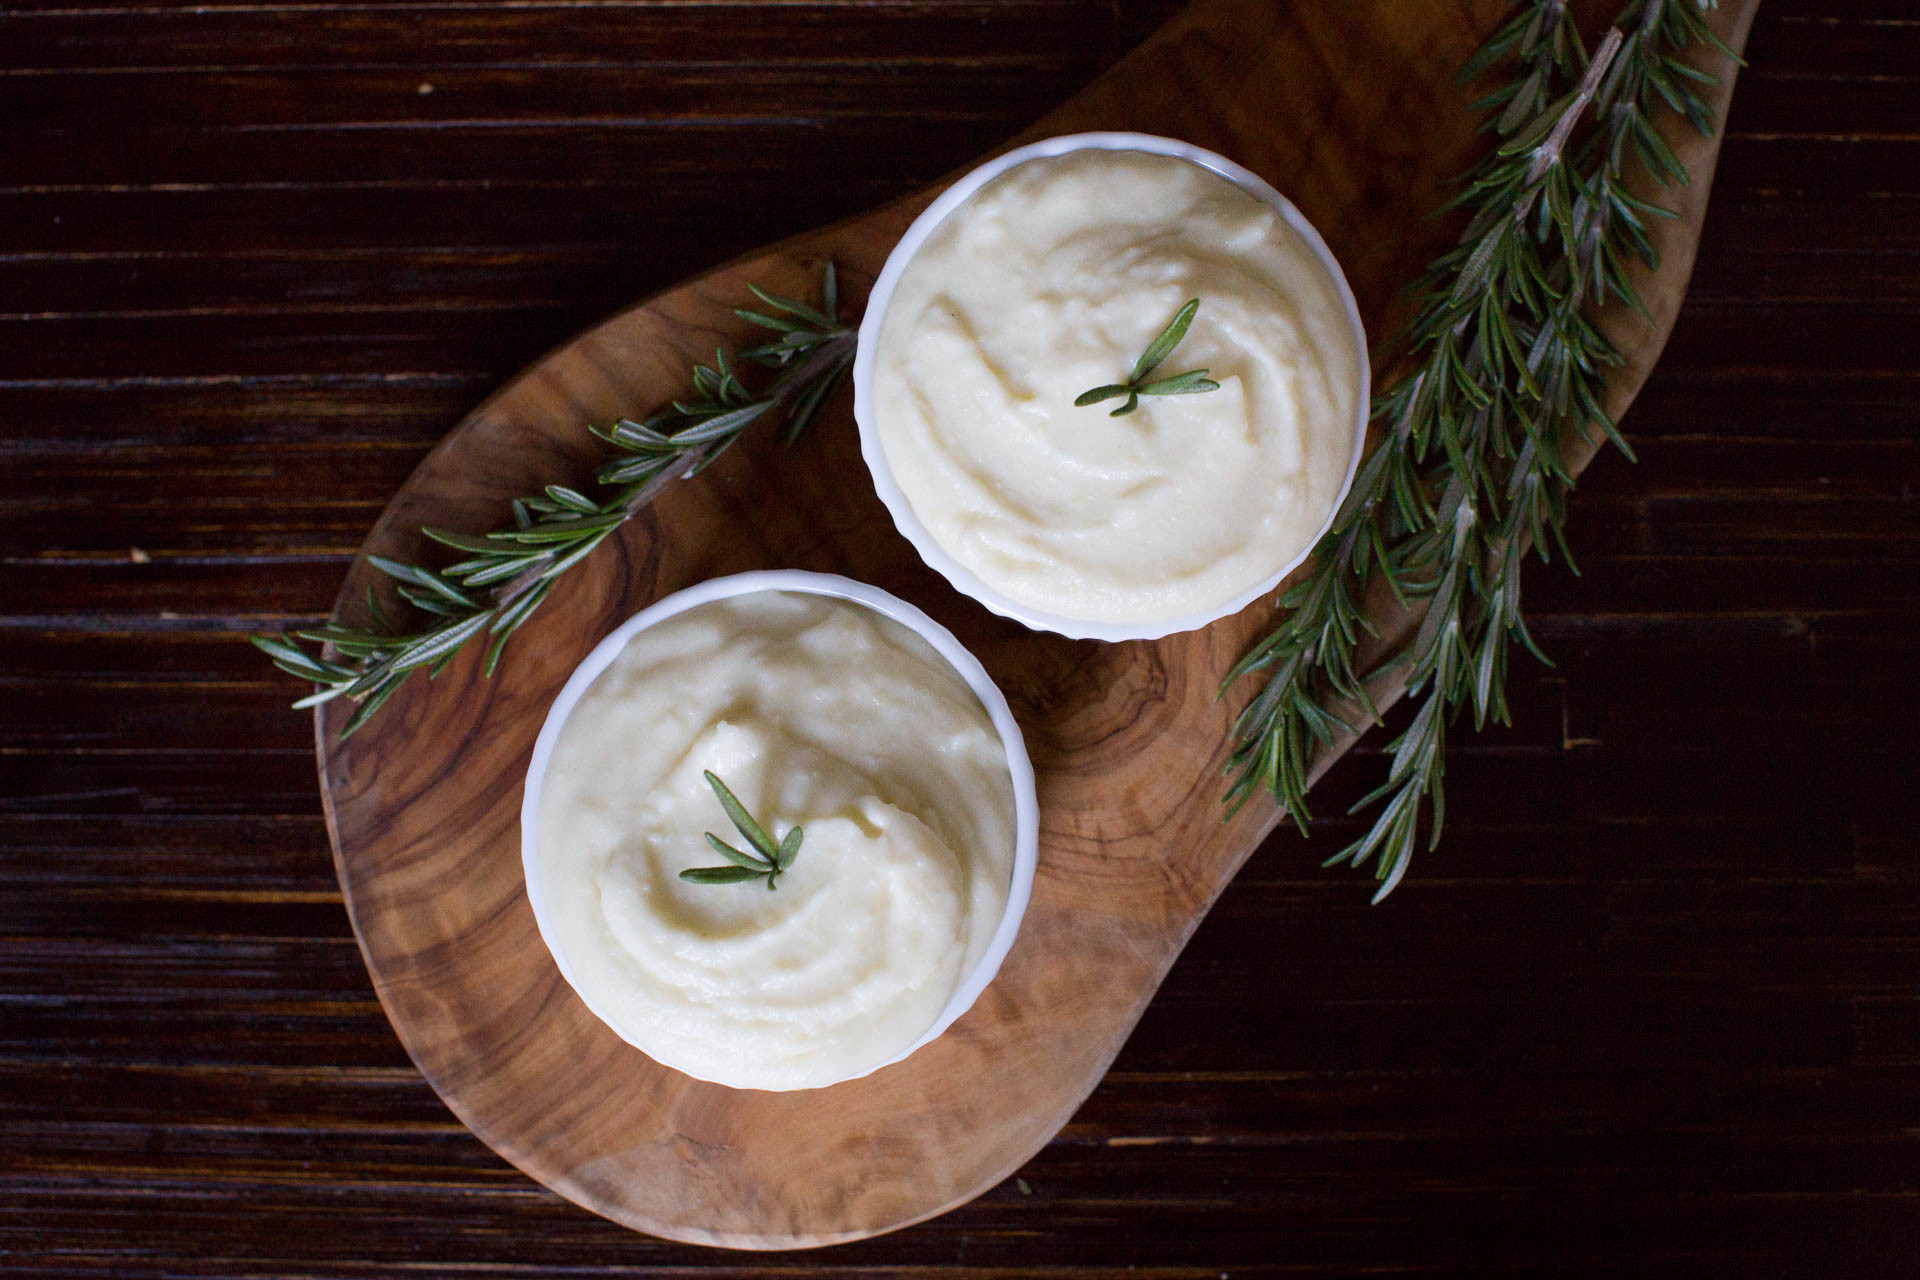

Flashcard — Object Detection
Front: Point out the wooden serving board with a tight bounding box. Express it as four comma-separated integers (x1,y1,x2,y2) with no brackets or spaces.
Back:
317,0,1760,1250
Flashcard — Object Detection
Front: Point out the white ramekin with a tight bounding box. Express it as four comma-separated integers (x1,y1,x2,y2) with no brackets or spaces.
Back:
519,570,1040,1091
853,131,1372,644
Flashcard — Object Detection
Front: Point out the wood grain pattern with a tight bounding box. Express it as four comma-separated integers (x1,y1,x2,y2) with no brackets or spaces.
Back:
313,0,1761,1248
6,1,1919,1274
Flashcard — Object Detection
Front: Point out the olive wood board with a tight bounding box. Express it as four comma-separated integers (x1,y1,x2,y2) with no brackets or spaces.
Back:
315,0,1761,1250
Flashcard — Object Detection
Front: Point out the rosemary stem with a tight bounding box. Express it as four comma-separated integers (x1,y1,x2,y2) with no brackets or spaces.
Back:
765,326,858,401
1221,0,1734,896
255,264,853,737
487,325,857,609
1527,27,1626,182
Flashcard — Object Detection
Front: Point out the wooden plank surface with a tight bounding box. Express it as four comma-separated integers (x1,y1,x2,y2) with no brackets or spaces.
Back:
2,0,1916,1273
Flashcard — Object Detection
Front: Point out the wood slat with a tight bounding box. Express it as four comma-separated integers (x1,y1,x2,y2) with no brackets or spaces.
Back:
0,3,1147,72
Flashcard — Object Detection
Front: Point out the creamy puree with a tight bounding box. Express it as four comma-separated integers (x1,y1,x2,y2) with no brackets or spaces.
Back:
534,591,1014,1091
872,148,1361,624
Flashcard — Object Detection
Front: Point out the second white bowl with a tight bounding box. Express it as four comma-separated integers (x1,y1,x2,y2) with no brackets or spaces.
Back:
853,131,1371,644
520,570,1039,1091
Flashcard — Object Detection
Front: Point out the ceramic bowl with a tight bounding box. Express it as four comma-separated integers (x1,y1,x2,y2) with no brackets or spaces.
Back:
853,131,1370,643
520,570,1039,1089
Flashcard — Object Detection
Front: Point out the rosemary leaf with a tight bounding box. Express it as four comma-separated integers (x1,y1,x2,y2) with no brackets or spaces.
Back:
1129,298,1200,383
679,866,768,886
777,826,804,871
1137,370,1220,397
705,833,773,871
1074,384,1131,407
704,770,782,863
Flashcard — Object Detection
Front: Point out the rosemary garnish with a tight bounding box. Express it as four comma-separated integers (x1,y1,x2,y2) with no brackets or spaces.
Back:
253,264,854,738
1074,298,1220,416
680,771,803,890
1222,0,1737,900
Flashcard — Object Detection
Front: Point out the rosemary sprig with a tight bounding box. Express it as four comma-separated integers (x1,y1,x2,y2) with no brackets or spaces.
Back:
1075,298,1221,416
254,264,854,738
680,770,803,890
1222,0,1737,900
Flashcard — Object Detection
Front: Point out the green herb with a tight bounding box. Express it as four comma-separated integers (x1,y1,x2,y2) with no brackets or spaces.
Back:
680,771,803,891
253,264,854,738
1221,0,1738,900
1074,298,1221,416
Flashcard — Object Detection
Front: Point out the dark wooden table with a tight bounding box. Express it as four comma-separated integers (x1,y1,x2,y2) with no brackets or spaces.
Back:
5,1,1916,1274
